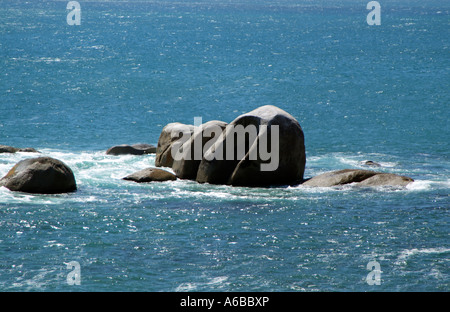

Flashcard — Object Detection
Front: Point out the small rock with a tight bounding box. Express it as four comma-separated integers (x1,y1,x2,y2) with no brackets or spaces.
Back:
123,168,177,183
362,160,381,167
106,144,156,155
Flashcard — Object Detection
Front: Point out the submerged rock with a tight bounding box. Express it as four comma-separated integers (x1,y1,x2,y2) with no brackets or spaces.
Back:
0,157,77,194
0,145,39,154
362,160,381,167
123,168,177,183
302,169,413,187
106,144,156,155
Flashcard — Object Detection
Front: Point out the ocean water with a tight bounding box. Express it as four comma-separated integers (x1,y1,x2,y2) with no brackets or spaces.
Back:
0,0,449,292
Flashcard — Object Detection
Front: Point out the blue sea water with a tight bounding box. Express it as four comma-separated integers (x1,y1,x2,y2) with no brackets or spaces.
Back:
0,0,449,291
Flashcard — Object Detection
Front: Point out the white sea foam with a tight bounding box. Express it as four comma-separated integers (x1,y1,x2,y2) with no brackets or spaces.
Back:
0,186,34,204
10,267,63,291
395,247,450,265
175,282,197,292
175,276,229,292
1,149,448,206
337,154,397,169
305,152,400,178
406,179,450,191
208,276,229,285
406,180,433,191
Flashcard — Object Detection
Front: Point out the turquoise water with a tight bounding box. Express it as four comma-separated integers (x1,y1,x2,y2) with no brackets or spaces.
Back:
0,0,449,291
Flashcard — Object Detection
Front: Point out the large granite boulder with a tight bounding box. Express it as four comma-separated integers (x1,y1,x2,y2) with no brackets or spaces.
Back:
155,123,196,168
172,120,228,180
302,169,413,187
122,168,177,183
106,143,156,155
196,105,306,187
0,145,39,154
0,157,77,194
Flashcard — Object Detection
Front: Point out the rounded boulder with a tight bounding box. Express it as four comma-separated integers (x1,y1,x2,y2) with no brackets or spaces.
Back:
122,168,177,183
0,157,77,194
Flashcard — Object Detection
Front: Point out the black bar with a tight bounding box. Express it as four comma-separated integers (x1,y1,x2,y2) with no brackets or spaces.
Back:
0,292,444,310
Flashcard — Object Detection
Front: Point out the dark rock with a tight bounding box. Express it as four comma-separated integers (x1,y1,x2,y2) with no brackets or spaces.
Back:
106,144,156,155
302,169,413,187
18,147,39,153
362,160,381,167
196,105,306,187
0,157,77,194
172,120,228,180
155,123,196,168
0,145,17,153
122,168,177,183
0,145,39,154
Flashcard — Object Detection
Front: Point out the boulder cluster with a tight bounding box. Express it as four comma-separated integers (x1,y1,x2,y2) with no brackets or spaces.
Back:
0,105,414,194
156,105,306,187
153,105,413,188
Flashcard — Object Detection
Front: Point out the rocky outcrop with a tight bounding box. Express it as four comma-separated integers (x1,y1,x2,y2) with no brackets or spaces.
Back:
106,144,156,155
172,120,228,180
0,157,77,194
196,105,306,187
122,168,177,183
152,105,415,189
302,169,413,187
155,123,196,168
0,145,39,154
